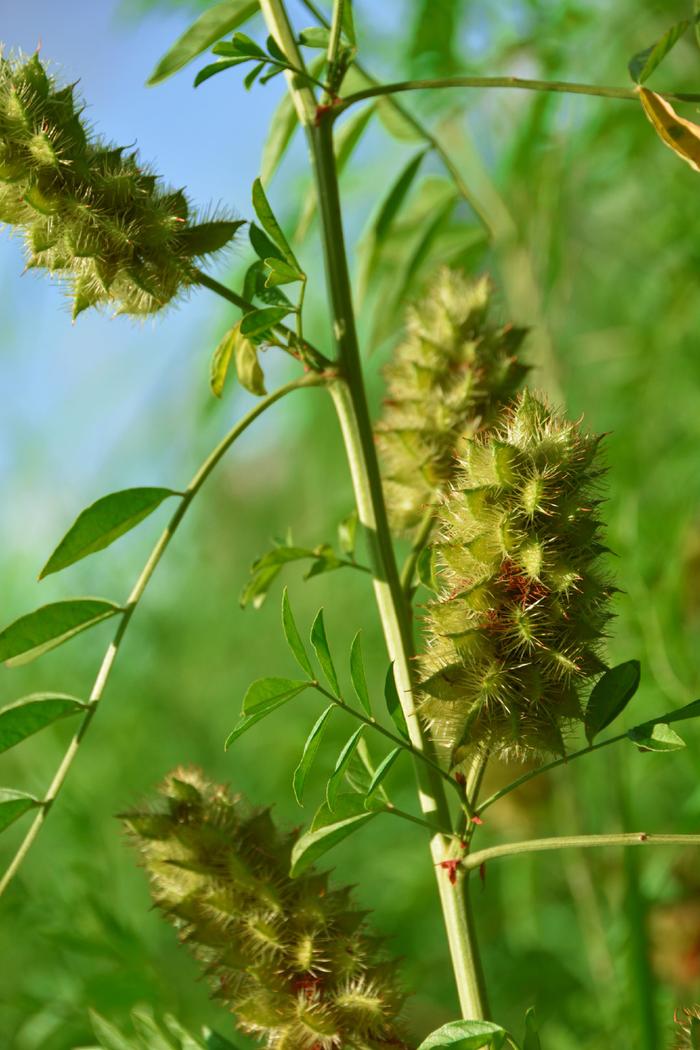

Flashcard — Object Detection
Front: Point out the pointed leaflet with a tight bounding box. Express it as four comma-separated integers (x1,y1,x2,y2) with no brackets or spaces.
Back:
628,723,686,752
265,258,303,287
417,1020,511,1049
239,305,290,338
233,328,267,395
349,631,371,716
281,588,314,677
261,90,298,184
365,747,401,802
225,708,281,748
251,178,300,270
241,676,308,715
628,19,691,84
584,660,641,744
89,1011,139,1050
148,1,259,84
358,149,428,300
177,221,244,255
384,663,409,738
210,327,237,398
0,693,86,753
326,727,364,809
194,59,248,88
289,793,380,876
0,789,41,833
523,1008,542,1050
310,609,340,695
293,705,334,806
40,488,180,578
0,599,122,667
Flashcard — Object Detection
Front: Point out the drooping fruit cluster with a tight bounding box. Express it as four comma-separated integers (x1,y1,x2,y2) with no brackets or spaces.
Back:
0,52,241,317
123,768,407,1050
375,267,528,535
420,391,613,765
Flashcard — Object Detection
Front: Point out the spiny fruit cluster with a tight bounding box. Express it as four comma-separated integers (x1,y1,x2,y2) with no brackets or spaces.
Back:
0,52,241,317
672,1007,700,1049
123,768,407,1050
375,267,528,535
420,391,613,765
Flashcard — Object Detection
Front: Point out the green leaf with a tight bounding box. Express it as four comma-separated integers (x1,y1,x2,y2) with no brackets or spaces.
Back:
298,27,331,48
0,599,121,667
194,58,247,88
342,2,356,45
293,705,333,806
243,61,265,90
177,220,244,256
310,609,340,695
233,328,267,394
260,90,298,183
366,747,401,802
0,789,41,833
0,693,86,753
290,793,380,876
628,20,690,84
326,727,364,809
358,150,428,300
239,305,289,338
349,631,371,716
241,676,308,715
584,660,641,744
264,257,303,287
281,587,314,677
148,1,259,85
417,1020,511,1049
210,326,237,398
251,178,300,269
250,221,284,262
628,722,686,752
89,1012,138,1050
523,1008,541,1050
337,509,358,557
647,698,700,727
225,708,279,747
377,98,424,141
40,488,179,578
384,663,409,739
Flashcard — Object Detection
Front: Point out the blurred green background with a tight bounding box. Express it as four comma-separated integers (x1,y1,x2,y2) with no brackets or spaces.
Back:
1,1,700,1048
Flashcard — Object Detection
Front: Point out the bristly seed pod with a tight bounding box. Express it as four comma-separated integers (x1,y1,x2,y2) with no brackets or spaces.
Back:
671,1006,700,1049
122,768,408,1050
0,51,242,317
375,267,528,535
419,391,614,765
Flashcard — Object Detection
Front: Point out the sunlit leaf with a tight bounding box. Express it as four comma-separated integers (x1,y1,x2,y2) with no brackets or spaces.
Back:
326,727,364,809
289,793,380,876
293,705,333,806
384,663,409,739
233,327,267,394
148,1,259,85
628,722,686,752
365,747,401,802
523,1007,541,1050
417,1019,510,1049
40,488,179,577
264,257,303,287
210,326,237,398
310,609,340,695
0,789,41,834
89,1011,138,1050
298,27,331,49
241,676,308,715
638,87,700,173
0,599,121,667
584,660,641,744
281,587,314,678
194,58,247,88
628,20,690,84
0,693,86,753
252,178,300,269
349,631,371,716
239,305,289,338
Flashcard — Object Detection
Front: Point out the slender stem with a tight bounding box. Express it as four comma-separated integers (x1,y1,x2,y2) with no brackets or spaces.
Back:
259,0,489,1020
194,268,333,371
463,832,700,872
400,507,436,596
325,0,345,99
312,681,467,806
0,374,327,899
475,732,627,816
384,803,454,838
337,76,700,112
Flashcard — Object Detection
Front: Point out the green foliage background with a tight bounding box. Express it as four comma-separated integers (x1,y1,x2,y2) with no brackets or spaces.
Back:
2,1,700,1048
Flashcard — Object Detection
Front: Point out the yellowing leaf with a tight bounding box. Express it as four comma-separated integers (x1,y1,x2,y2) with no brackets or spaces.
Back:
638,86,700,172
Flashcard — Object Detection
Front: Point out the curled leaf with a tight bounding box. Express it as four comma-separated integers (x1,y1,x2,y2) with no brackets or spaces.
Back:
638,87,700,172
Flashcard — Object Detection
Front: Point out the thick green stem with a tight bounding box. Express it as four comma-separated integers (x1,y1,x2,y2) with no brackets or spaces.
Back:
0,374,326,899
336,76,700,112
259,0,489,1020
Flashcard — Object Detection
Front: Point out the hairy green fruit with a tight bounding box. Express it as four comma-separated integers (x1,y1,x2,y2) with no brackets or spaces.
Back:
671,1006,700,1049
420,391,613,765
0,52,241,316
123,768,407,1050
375,268,528,534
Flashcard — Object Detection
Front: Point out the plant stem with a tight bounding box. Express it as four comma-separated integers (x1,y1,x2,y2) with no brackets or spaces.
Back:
0,374,326,899
259,0,490,1020
384,803,454,838
475,732,628,816
463,832,700,872
336,76,700,112
311,681,467,808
